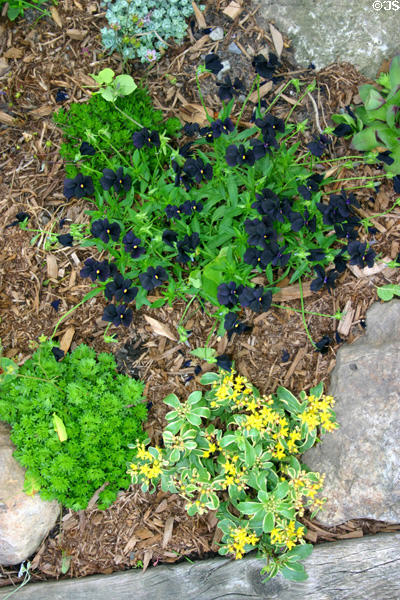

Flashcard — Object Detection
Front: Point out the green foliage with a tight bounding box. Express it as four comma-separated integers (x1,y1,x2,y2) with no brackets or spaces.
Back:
53,83,181,179
332,55,400,173
100,0,198,62
1,0,52,21
91,68,137,102
128,369,338,581
376,283,400,301
0,342,147,510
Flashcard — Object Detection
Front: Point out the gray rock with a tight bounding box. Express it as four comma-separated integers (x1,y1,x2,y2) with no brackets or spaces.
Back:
228,42,241,55
303,300,400,526
257,0,397,78
209,27,224,42
216,60,231,80
0,422,60,566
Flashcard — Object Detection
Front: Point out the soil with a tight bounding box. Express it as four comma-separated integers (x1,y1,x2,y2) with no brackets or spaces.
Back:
1,0,400,588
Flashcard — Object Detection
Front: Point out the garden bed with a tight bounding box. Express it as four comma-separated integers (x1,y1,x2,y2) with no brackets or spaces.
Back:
1,0,400,590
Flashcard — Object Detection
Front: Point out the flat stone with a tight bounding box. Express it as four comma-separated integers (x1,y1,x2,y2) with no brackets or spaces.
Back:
209,27,224,42
256,0,397,78
304,301,400,527
0,422,60,566
228,42,241,55
1,533,399,599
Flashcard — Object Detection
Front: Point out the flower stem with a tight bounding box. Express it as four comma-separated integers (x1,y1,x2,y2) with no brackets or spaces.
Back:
271,303,341,319
298,279,317,349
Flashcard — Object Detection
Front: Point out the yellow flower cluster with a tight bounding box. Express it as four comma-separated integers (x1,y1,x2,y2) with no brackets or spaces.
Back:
226,526,260,559
270,520,305,550
128,443,163,483
211,371,254,408
283,468,326,515
300,394,338,432
221,457,247,490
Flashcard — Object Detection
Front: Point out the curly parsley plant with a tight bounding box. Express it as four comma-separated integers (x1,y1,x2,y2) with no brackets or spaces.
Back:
0,342,147,510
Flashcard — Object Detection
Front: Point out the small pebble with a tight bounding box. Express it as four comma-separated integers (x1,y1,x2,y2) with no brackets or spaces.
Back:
228,42,241,55
217,60,231,80
209,27,224,41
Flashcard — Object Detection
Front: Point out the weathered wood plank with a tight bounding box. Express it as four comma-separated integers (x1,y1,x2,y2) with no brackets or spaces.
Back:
1,533,399,600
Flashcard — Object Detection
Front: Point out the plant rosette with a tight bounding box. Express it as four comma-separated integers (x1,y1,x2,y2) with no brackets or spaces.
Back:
127,369,338,581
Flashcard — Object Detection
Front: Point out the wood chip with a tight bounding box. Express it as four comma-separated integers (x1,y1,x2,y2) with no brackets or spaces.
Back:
337,300,355,337
59,326,75,353
346,256,392,278
142,550,153,573
87,481,109,509
50,6,62,27
0,57,8,76
66,29,88,41
30,105,53,118
162,516,174,548
46,254,58,279
144,315,177,341
284,347,306,385
269,23,283,58
191,1,207,29
273,281,313,302
249,80,272,103
189,35,210,53
223,1,243,20
0,110,14,125
4,47,23,59
178,102,211,126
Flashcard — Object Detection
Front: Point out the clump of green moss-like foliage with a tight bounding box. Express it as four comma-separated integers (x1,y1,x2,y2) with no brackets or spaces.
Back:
53,85,181,178
0,342,147,510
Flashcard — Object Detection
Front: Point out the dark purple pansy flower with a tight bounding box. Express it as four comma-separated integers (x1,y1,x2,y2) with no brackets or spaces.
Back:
332,123,353,137
80,258,110,282
52,347,65,361
252,53,279,79
6,212,30,228
56,89,69,103
310,265,338,294
162,230,178,247
79,141,95,156
183,157,213,183
262,242,291,267
216,354,233,372
139,266,168,291
255,114,285,141
307,248,326,262
204,53,223,75
347,240,375,268
225,144,255,167
393,175,400,194
122,231,146,258
183,122,200,136
217,282,243,308
238,286,272,313
63,173,94,200
199,126,214,143
91,219,121,244
307,134,330,157
224,312,251,340
216,75,244,102
132,127,160,149
315,335,331,354
105,273,138,303
51,299,61,312
165,204,182,220
297,173,324,200
57,233,74,247
102,303,133,327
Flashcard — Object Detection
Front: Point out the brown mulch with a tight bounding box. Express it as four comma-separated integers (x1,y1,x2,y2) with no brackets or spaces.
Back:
1,0,400,588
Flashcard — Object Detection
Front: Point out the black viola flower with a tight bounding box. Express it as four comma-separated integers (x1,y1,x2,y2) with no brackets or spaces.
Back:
183,157,213,183
281,349,290,362
176,233,200,263
171,161,193,191
183,122,200,136
297,173,324,200
204,53,223,75
139,266,168,291
243,247,265,268
332,123,353,137
393,174,400,194
199,126,214,143
79,141,95,156
80,258,110,282
6,211,30,228
122,231,146,258
252,188,279,215
56,89,69,103
249,138,268,160
289,209,316,233
316,201,346,226
307,248,326,262
335,331,344,344
263,242,291,267
91,219,121,244
238,286,272,313
132,127,160,149
51,299,60,312
179,142,194,159
57,233,74,247
377,150,394,165
180,200,195,215
217,282,243,308
255,114,285,141
162,229,178,247
224,312,251,340
334,220,358,241
63,173,94,200
102,303,133,327
165,204,182,220
217,76,236,103
114,167,132,192
211,119,224,139
225,144,255,167
315,335,331,354
52,347,65,361
252,53,279,79
307,134,330,157
244,218,275,248
253,193,291,224
347,240,376,268
334,252,347,273
329,191,360,219
216,354,233,372
105,273,138,303
310,265,338,294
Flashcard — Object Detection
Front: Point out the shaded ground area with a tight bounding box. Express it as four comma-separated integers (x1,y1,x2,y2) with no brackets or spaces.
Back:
1,0,400,588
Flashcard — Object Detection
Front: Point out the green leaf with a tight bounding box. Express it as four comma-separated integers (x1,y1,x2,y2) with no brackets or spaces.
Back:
377,283,400,301
23,471,41,496
286,543,313,561
187,413,202,427
100,87,116,102
52,413,68,442
274,480,289,499
244,437,256,468
262,511,275,533
150,298,167,308
389,55,400,89
91,68,114,85
0,357,18,385
163,394,181,409
276,387,302,414
192,406,210,419
61,552,71,575
359,84,385,110
190,347,217,362
114,75,137,96
200,372,220,385
351,127,379,151
237,501,263,515
280,561,308,582
187,391,202,406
